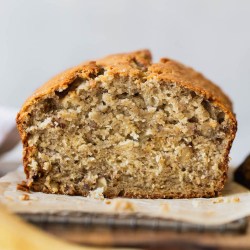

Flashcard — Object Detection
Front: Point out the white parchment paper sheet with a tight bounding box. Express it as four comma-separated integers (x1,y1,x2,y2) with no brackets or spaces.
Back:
1,169,250,226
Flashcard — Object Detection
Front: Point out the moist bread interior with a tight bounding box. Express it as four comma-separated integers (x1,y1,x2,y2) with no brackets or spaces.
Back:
24,73,233,198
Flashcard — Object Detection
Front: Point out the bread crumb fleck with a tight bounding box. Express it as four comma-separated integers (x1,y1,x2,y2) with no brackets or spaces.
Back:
213,197,224,204
87,187,104,200
19,194,30,201
39,117,52,129
17,181,30,192
213,197,240,204
147,106,157,113
161,203,170,212
130,131,139,140
233,197,240,203
105,200,111,205
113,199,135,212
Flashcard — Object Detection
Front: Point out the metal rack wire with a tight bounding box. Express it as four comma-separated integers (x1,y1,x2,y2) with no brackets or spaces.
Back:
19,212,248,234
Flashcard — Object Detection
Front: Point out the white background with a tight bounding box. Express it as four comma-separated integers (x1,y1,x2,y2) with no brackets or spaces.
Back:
0,0,249,166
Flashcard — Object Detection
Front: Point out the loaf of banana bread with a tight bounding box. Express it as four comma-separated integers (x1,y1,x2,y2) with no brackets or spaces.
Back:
16,50,237,198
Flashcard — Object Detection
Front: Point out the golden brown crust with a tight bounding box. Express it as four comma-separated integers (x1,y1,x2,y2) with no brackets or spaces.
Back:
16,49,237,198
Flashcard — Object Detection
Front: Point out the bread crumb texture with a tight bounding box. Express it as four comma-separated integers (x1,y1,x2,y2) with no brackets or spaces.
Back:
16,50,237,198
19,194,30,201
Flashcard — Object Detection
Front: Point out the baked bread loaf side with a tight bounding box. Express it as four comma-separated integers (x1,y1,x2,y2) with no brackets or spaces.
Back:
16,50,237,198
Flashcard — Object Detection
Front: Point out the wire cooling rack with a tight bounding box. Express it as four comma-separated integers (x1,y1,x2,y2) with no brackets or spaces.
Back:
19,212,247,234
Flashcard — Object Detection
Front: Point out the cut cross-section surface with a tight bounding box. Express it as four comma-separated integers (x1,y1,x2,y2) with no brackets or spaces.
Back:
16,50,237,198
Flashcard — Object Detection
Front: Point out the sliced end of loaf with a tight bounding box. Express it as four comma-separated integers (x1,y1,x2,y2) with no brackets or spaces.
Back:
17,66,236,198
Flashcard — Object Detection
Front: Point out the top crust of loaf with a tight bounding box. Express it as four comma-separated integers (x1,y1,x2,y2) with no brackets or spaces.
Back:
16,50,237,187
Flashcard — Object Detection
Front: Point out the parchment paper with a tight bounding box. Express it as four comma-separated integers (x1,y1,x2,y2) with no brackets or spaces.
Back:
1,168,250,226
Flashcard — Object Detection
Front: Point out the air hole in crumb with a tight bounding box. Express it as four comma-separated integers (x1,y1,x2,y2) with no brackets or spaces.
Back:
131,58,144,68
217,112,225,124
188,117,198,123
43,98,57,113
181,168,186,172
216,138,223,144
88,72,99,78
190,91,196,98
117,93,128,99
169,120,178,125
125,134,136,141
222,126,229,133
55,79,81,99
118,190,125,196
157,103,166,111
32,175,39,181
55,88,71,99
165,110,170,116
97,67,105,76
201,100,212,116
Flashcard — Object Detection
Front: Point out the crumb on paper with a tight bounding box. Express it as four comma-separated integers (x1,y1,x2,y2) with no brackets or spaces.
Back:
19,194,30,201
87,187,104,200
17,181,30,193
225,197,241,203
213,197,240,204
105,200,111,205
192,199,201,208
213,197,224,204
161,203,170,212
233,197,240,203
112,199,135,212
